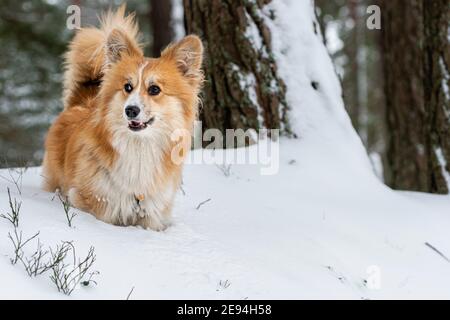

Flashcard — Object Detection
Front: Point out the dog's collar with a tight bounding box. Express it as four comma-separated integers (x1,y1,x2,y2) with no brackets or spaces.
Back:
135,194,145,202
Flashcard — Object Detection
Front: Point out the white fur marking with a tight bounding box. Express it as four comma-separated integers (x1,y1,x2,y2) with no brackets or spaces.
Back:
123,62,149,121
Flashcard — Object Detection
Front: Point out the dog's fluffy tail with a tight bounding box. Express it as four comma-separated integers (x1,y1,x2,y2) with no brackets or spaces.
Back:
63,5,141,109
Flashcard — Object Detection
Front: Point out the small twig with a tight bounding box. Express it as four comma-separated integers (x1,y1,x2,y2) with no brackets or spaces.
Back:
0,167,26,195
8,229,40,265
0,188,21,227
219,280,231,289
179,178,186,196
81,271,99,287
4,213,99,295
50,243,98,295
126,286,135,300
425,242,450,263
56,192,77,227
9,167,25,195
21,239,51,277
216,164,232,177
196,198,211,210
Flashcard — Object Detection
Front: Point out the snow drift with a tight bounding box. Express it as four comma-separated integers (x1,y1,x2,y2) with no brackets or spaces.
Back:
1,0,450,299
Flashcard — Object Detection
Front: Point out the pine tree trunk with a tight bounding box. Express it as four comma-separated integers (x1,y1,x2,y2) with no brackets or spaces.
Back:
150,0,174,56
381,0,427,191
423,0,450,193
345,0,362,133
381,0,450,193
183,0,291,145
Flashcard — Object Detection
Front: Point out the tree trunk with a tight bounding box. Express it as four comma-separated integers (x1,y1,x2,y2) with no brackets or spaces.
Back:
183,0,291,145
150,0,174,56
345,0,362,133
381,0,450,193
423,0,450,193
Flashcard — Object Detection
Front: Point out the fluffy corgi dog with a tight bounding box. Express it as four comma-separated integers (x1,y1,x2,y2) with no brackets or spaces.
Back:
42,6,203,230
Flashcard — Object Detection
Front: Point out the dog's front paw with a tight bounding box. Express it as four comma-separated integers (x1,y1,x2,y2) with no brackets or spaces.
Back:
137,199,170,231
140,216,168,232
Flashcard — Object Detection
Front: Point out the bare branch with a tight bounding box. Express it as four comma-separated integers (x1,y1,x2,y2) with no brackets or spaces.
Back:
49,243,98,295
56,192,77,227
126,286,135,300
8,229,40,265
425,242,450,263
0,188,21,227
196,198,211,210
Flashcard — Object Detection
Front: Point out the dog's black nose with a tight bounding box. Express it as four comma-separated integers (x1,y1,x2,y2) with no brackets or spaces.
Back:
125,105,141,119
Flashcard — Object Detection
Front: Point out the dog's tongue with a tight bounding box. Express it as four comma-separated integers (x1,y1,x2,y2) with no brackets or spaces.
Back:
129,121,143,128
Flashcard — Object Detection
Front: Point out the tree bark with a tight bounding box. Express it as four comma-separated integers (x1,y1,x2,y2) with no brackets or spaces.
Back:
345,0,362,133
381,0,450,193
423,0,450,193
183,0,291,145
150,0,174,56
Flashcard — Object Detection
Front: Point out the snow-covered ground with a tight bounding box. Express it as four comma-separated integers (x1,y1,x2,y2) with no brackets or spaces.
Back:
1,141,450,300
1,0,449,299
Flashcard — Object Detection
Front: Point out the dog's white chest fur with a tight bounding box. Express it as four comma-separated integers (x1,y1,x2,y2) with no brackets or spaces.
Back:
111,134,161,194
92,134,174,229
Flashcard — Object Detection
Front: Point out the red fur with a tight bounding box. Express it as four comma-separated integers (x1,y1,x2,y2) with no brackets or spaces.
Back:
42,6,203,230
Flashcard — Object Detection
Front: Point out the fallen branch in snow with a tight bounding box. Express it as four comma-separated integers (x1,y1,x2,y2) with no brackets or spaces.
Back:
425,242,450,263
196,198,211,210
126,286,135,300
0,187,21,227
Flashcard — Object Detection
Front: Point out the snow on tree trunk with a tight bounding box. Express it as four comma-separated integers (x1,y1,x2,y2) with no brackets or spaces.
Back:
423,0,450,194
265,0,372,172
183,0,291,144
182,0,372,173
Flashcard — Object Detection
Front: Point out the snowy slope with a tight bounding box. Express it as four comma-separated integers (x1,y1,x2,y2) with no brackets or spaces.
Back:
1,0,450,300
1,143,450,300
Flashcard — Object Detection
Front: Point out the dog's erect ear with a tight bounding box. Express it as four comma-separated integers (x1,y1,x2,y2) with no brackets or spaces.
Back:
161,35,204,83
106,29,143,65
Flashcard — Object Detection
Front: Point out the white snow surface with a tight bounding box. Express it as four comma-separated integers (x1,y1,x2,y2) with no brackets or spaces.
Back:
1,144,450,300
1,0,450,300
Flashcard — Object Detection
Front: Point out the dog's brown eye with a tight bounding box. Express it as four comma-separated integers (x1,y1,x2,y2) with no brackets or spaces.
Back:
124,83,133,93
148,85,161,96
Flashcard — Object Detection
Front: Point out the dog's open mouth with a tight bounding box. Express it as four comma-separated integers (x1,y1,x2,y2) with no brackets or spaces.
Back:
128,118,155,132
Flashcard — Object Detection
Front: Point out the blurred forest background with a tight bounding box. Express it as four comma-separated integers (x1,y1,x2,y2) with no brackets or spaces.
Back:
316,0,385,175
0,0,154,167
0,0,448,194
0,0,384,165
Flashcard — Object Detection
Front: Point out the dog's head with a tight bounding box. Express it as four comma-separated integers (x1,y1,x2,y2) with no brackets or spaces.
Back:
99,29,203,141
